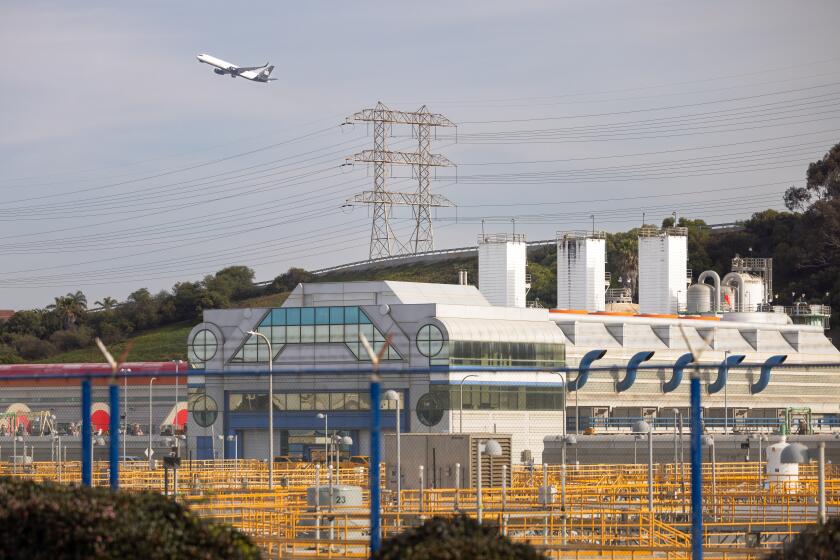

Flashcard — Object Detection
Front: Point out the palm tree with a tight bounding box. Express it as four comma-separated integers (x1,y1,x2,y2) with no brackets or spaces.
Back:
95,296,118,311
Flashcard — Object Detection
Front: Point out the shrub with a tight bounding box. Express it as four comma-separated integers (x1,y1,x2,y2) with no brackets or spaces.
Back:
374,514,545,560
12,334,57,360
765,517,840,559
0,344,22,364
49,326,93,351
0,477,261,559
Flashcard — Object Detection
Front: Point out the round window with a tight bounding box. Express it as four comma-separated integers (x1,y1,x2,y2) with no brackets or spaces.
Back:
190,329,218,363
416,392,444,427
416,324,444,357
190,394,218,428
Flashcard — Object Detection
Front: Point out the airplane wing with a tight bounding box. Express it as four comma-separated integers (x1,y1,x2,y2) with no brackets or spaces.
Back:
235,63,269,72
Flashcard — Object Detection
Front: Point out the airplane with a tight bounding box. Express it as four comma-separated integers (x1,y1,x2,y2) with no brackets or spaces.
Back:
196,53,276,83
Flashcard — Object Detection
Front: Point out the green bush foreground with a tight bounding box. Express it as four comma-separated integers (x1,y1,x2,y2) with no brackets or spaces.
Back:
374,514,545,560
765,517,840,560
0,477,260,560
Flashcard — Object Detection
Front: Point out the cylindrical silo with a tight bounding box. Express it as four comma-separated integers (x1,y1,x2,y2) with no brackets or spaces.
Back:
687,283,713,314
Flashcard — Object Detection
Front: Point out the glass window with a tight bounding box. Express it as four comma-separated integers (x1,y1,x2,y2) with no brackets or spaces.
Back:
315,325,329,343
271,308,286,325
274,393,287,411
301,307,315,325
287,326,301,343
286,393,301,411
299,393,314,411
344,307,359,323
416,324,444,357
359,392,371,410
329,325,344,343
315,393,329,411
330,307,344,324
344,393,359,410
300,325,315,343
190,329,218,363
359,310,372,324
271,326,286,345
330,393,345,410
287,308,301,325
315,307,330,325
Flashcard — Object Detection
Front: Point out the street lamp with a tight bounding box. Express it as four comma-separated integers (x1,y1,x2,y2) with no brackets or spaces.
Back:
383,389,401,511
632,420,654,512
148,377,156,470
317,412,329,469
227,434,239,480
459,374,478,432
170,360,183,433
702,434,716,517
247,330,274,490
549,371,568,440
476,438,502,524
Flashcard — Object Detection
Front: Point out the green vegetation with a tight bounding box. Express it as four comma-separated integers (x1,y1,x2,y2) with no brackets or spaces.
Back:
37,322,194,363
374,514,544,560
2,142,839,362
0,477,261,559
765,517,840,560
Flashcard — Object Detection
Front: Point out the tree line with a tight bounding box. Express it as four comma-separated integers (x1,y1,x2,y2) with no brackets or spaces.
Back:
0,266,314,363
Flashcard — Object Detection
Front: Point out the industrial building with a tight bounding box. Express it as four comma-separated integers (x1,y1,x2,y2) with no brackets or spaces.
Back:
185,227,840,464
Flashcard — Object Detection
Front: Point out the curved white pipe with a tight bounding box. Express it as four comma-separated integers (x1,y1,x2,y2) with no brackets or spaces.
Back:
697,270,721,313
721,272,745,312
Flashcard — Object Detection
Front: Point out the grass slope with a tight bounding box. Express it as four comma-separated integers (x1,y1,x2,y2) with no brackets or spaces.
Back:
38,322,193,363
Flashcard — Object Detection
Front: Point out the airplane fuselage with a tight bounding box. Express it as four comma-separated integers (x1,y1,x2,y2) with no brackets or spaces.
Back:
196,53,275,83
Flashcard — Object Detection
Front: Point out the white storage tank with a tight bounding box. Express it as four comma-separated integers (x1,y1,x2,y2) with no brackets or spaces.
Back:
741,274,766,312
765,438,799,490
556,231,606,311
687,283,713,314
638,227,688,314
478,233,528,308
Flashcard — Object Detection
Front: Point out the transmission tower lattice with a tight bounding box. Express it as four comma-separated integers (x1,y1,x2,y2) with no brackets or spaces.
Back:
343,102,456,259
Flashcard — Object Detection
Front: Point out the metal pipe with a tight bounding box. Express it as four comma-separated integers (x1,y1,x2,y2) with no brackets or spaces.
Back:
690,376,703,560
476,442,483,524
82,379,92,487
314,463,321,542
148,377,156,470
724,350,730,435
454,462,461,510
647,429,654,512
459,374,478,432
109,383,120,490
396,397,401,511
369,376,382,553
419,465,425,513
818,442,826,525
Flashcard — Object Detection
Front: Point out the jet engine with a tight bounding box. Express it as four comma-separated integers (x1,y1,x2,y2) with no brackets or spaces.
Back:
213,68,225,75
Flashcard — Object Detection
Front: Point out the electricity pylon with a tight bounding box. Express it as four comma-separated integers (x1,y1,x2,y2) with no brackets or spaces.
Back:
343,102,456,259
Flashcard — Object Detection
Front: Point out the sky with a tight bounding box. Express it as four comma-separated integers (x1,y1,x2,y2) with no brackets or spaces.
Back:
1,0,840,309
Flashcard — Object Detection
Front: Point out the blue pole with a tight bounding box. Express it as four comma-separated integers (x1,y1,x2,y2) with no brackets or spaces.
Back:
370,378,382,555
109,383,120,490
81,379,92,487
690,376,703,560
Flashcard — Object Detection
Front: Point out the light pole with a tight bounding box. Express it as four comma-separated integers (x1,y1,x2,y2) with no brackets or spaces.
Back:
723,350,730,435
247,330,274,490
171,360,183,433
459,374,478,432
633,420,654,512
549,371,568,439
702,434,716,519
227,434,239,480
317,412,329,469
476,438,502,524
119,367,132,465
383,389,401,511
148,377,156,470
